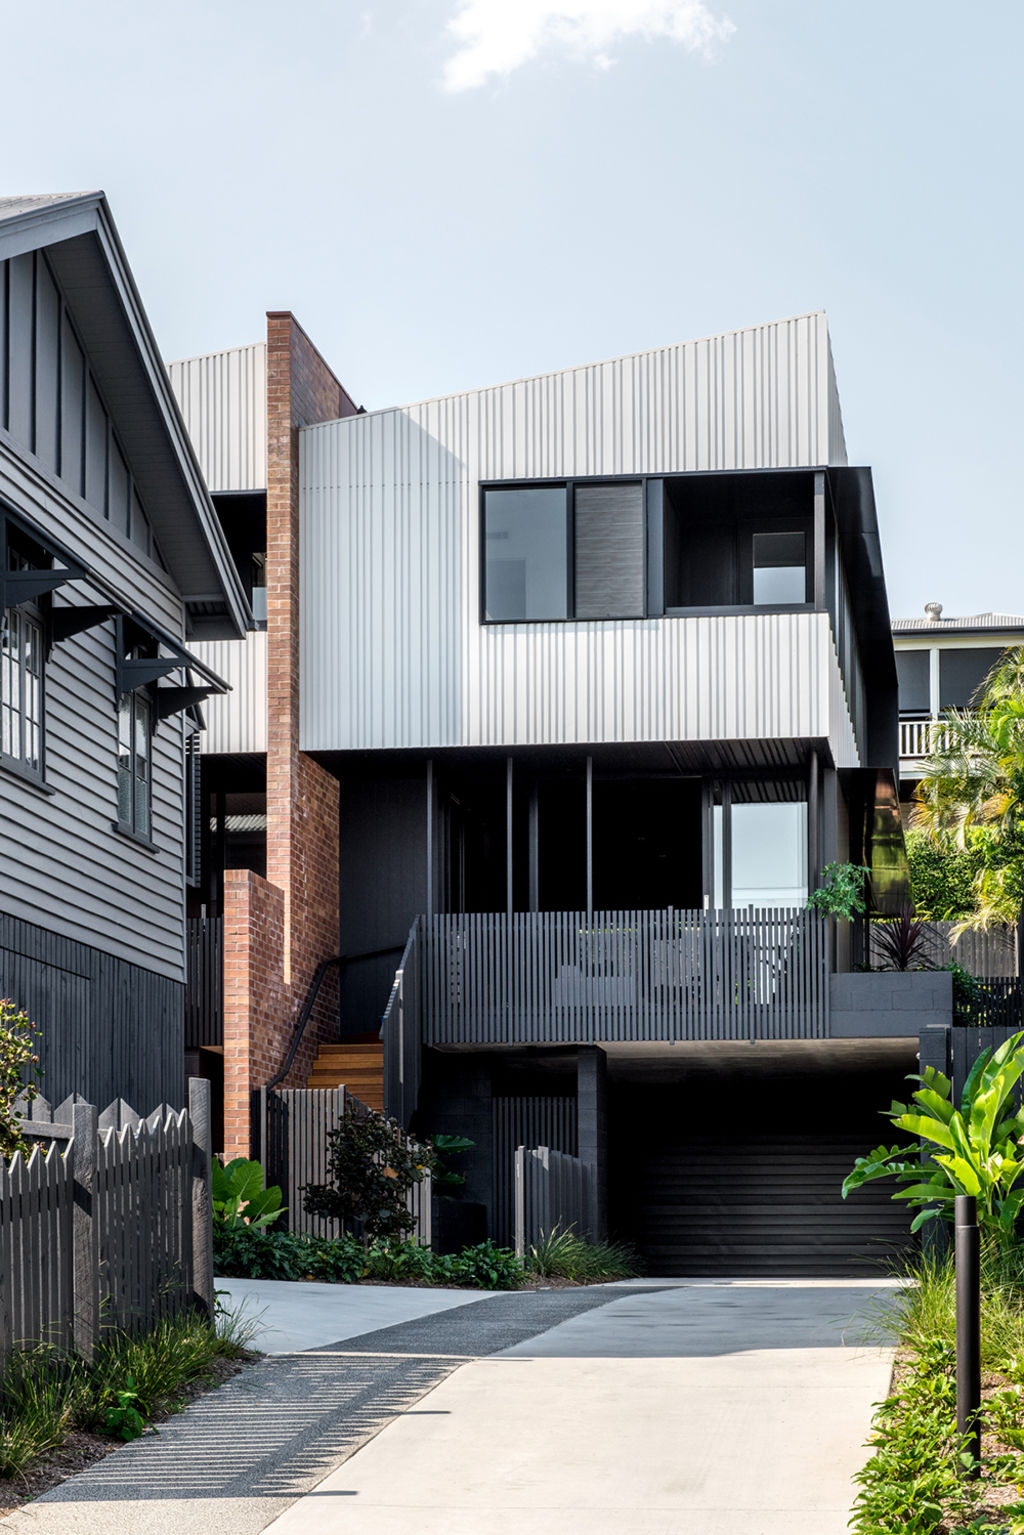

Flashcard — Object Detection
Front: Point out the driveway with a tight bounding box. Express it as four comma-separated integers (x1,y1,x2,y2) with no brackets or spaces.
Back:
1,1278,897,1535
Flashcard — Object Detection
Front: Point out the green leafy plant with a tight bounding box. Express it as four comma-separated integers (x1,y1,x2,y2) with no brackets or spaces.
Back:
0,1306,254,1481
213,1225,365,1283
0,999,42,1161
101,1377,149,1441
302,1105,432,1241
843,1031,1024,1246
526,1225,639,1282
806,862,870,920
430,1133,474,1193
444,1240,524,1290
211,1157,285,1230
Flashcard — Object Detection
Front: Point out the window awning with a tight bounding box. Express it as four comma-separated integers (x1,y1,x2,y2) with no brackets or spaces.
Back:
117,612,230,719
1,504,231,720
0,511,88,613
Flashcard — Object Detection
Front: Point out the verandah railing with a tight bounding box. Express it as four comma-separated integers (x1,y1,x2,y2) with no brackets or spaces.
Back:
421,907,831,1046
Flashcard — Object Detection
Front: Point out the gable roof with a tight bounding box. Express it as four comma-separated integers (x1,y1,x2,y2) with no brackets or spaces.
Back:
0,192,250,641
892,611,1024,636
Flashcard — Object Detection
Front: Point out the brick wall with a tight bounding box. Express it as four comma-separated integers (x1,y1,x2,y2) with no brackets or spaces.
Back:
222,870,287,1161
226,314,360,1143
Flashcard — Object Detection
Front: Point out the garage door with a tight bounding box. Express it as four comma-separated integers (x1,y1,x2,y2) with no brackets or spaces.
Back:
610,1058,915,1278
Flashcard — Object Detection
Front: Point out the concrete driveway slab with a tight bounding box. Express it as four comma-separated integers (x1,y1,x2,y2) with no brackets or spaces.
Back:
263,1280,897,1535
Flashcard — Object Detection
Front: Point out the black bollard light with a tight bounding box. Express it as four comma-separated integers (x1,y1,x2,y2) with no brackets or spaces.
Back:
955,1193,982,1477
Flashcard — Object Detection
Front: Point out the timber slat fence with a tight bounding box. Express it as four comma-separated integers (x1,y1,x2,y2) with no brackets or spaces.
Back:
423,908,830,1046
867,920,1019,979
2,1080,213,1362
254,1085,432,1246
185,915,224,1050
513,1146,593,1256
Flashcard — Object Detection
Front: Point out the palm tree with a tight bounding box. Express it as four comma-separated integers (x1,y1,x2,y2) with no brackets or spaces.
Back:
912,646,1024,935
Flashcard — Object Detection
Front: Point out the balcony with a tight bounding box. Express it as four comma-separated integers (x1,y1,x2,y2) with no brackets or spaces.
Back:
899,717,952,776
394,907,831,1052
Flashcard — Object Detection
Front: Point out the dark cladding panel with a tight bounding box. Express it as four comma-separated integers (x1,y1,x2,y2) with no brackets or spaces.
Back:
84,375,107,514
33,255,61,476
895,649,930,714
573,482,645,619
7,253,34,449
60,312,85,497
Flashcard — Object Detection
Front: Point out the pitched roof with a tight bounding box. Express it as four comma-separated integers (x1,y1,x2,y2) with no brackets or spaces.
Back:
0,193,249,641
892,611,1024,635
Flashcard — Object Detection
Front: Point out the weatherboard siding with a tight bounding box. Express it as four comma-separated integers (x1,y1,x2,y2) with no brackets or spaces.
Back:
0,430,188,983
299,313,857,757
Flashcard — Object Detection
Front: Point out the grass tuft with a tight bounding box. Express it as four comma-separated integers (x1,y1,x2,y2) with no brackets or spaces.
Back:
0,1303,256,1481
526,1225,639,1283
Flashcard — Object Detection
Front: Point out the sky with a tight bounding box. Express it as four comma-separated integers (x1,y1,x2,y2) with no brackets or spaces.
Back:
3,0,1021,620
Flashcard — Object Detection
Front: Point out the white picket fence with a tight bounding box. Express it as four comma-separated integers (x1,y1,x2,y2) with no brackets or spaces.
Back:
1,1079,213,1361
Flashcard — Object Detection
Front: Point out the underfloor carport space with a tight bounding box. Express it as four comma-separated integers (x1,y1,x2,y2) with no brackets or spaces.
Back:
606,1039,918,1277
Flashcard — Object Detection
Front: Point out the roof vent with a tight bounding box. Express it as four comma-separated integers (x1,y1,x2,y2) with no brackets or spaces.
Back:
924,601,944,621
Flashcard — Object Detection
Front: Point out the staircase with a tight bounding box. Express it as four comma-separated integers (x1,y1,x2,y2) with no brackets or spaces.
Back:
307,1032,384,1112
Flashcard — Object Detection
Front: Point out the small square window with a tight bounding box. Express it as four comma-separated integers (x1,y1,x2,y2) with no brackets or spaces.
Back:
752,531,807,606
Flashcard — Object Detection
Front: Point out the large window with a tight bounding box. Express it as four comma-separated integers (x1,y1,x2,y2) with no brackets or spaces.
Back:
117,684,152,840
483,482,644,622
712,795,808,909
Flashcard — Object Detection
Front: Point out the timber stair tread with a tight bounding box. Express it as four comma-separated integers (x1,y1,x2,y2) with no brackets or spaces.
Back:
307,1034,385,1106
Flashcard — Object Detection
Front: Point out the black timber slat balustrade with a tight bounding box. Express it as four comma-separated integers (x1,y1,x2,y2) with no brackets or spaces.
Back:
421,908,830,1046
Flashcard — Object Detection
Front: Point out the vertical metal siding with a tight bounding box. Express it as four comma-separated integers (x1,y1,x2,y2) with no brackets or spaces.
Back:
301,313,852,753
191,632,268,754
167,343,267,493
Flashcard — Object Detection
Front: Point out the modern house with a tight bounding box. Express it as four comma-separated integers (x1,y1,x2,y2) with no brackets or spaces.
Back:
0,193,249,1111
177,310,952,1275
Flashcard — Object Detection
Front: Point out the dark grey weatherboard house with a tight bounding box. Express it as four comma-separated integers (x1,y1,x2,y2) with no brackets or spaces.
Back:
0,193,248,1110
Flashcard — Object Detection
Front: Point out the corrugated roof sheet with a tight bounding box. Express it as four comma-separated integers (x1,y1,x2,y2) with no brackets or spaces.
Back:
0,193,100,220
892,612,1024,633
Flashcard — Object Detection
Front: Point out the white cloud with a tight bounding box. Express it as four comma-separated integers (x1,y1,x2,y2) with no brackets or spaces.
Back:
441,0,736,93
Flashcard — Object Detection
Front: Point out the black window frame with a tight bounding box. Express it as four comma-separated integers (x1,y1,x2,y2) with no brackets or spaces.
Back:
0,530,51,785
115,670,154,845
479,470,823,625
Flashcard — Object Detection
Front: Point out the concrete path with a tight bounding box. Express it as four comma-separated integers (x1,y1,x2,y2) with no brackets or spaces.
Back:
0,1278,898,1535
263,1278,898,1535
214,1275,498,1353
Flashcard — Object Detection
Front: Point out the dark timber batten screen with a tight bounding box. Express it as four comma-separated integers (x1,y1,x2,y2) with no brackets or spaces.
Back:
422,908,831,1045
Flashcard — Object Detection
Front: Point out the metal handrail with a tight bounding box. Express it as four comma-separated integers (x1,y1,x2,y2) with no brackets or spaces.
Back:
264,944,404,1089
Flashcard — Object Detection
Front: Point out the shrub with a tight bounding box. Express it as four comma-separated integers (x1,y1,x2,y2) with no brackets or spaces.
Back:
526,1225,639,1282
0,999,42,1161
806,862,870,920
213,1225,364,1283
302,1106,432,1241
213,1225,524,1290
843,1031,1024,1248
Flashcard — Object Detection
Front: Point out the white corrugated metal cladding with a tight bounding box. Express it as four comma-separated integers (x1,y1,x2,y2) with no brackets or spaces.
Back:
168,342,268,755
193,632,268,754
168,343,266,494
300,312,856,758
